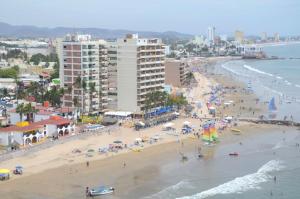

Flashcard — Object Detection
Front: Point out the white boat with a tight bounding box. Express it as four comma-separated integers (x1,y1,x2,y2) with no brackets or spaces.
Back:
88,186,115,196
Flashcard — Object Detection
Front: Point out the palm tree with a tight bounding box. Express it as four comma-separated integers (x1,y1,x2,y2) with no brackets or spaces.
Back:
81,79,87,113
23,103,38,122
73,97,80,122
16,103,25,122
88,82,96,113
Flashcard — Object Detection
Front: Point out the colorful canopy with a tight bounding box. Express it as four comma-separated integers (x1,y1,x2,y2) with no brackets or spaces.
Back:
0,169,10,174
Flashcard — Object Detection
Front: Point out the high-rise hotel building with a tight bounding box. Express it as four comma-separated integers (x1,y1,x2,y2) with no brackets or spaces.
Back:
58,34,108,114
116,34,165,112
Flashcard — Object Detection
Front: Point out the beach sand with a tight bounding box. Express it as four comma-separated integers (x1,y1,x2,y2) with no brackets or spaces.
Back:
0,57,271,198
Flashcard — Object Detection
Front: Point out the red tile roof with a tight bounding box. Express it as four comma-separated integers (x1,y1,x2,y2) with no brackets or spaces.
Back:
0,124,43,133
0,116,71,133
34,116,71,126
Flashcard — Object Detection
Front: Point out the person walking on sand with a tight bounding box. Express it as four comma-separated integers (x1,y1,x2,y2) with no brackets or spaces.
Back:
123,162,126,168
86,161,89,167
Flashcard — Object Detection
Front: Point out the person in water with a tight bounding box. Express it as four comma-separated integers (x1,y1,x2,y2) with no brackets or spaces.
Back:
274,176,277,183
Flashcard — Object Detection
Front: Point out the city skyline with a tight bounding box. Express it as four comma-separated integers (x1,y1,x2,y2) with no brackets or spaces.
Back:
1,0,299,36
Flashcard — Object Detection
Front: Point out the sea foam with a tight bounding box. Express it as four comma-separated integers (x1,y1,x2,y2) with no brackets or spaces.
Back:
144,180,194,199
243,64,274,77
177,160,284,199
221,64,248,77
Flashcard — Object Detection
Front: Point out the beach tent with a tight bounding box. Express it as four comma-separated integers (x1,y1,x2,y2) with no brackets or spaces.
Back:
173,112,180,116
0,169,10,180
135,138,142,142
225,116,233,121
183,121,191,126
164,122,174,128
0,169,10,174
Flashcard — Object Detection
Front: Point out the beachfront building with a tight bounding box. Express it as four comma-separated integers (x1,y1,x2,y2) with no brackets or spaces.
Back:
0,116,74,147
116,34,165,112
165,58,189,87
106,41,118,110
8,104,75,125
58,34,108,115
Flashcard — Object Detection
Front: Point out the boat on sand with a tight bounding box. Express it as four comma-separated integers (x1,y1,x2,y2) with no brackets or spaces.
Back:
87,186,115,197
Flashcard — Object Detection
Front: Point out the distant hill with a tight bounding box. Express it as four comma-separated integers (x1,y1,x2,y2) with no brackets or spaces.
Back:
0,22,193,40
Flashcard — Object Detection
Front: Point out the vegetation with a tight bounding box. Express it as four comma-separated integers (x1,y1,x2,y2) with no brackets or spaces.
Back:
30,53,59,80
0,66,19,78
0,49,28,60
144,91,188,112
16,103,38,122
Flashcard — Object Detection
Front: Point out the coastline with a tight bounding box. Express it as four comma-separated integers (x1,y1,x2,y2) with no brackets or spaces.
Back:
0,56,275,198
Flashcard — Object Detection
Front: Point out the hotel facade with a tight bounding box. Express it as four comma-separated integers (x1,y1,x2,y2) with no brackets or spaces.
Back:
116,34,165,112
58,34,108,114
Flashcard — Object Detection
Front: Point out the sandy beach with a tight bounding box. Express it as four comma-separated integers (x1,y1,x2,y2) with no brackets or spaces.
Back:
0,57,271,198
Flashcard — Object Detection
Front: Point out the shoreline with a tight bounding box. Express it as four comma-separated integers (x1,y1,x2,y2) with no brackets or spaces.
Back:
0,56,279,198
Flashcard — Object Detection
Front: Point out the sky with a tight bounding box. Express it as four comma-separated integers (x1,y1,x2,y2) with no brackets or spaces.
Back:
1,0,300,36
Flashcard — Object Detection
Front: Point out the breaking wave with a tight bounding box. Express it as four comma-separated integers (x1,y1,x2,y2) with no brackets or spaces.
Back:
144,180,194,199
243,64,274,77
177,160,284,199
221,64,248,77
262,86,283,97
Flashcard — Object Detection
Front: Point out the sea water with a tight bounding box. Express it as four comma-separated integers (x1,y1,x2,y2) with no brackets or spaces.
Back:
124,128,300,199
124,44,300,199
218,43,300,122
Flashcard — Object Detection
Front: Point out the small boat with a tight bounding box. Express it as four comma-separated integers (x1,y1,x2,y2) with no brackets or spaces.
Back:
229,152,239,156
231,128,241,133
88,186,115,196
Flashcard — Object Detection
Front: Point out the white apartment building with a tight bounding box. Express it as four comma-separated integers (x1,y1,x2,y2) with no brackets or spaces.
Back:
207,26,216,45
117,34,165,112
58,34,108,114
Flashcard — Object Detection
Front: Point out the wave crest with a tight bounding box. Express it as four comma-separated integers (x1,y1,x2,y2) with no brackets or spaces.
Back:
177,160,284,199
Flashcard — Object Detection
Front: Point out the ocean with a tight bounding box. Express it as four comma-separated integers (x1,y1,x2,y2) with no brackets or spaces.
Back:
124,44,300,199
123,128,300,199
218,43,300,122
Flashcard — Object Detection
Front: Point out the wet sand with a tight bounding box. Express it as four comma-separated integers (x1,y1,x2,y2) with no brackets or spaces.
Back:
0,57,271,198
0,123,282,199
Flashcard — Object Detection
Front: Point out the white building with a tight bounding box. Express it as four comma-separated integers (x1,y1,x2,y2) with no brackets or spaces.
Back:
116,34,165,112
58,34,109,114
207,26,216,45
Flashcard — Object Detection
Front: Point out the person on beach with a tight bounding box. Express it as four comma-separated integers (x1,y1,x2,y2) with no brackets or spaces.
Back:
123,162,126,168
86,161,89,167
86,187,90,197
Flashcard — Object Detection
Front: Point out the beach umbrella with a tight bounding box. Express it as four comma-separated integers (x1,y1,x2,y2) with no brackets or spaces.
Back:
0,169,10,174
164,122,174,128
183,121,191,125
135,138,142,142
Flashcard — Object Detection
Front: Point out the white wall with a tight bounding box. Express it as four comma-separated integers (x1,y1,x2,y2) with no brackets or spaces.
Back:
117,38,138,112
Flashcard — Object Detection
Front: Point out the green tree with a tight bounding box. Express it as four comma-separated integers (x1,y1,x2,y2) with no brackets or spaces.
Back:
16,103,25,122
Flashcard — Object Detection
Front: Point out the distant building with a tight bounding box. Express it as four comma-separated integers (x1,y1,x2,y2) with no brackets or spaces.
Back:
274,33,280,42
235,30,244,44
58,34,109,114
116,34,165,112
261,32,268,42
165,58,189,87
220,35,228,42
192,35,205,46
207,26,216,45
